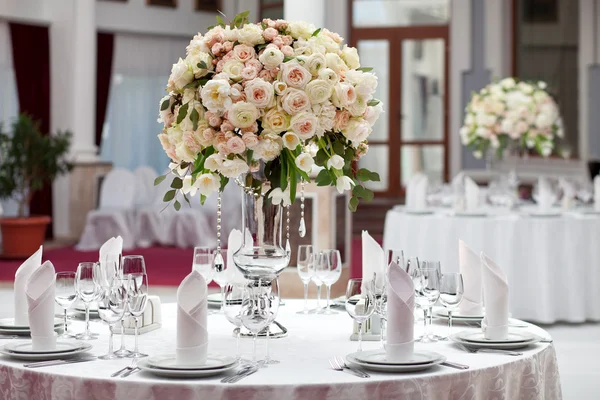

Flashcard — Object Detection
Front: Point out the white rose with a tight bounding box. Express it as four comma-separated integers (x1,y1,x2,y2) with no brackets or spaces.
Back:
282,132,300,150
273,80,287,95
363,103,383,126
281,88,311,115
476,127,491,138
244,78,274,108
340,45,360,69
518,82,534,95
166,124,184,144
219,158,250,178
254,133,283,161
305,79,333,104
459,126,470,144
195,173,221,196
175,141,196,163
186,34,210,57
259,47,284,70
305,53,326,76
318,68,339,85
465,114,475,125
205,154,224,171
169,58,194,91
327,154,345,170
535,113,553,129
157,95,175,126
224,26,238,42
295,153,314,173
222,60,245,82
263,108,290,133
348,95,368,117
200,79,232,112
237,24,265,46
325,53,349,75
500,118,513,134
342,118,371,146
182,176,198,196
490,84,504,96
290,112,319,140
280,60,311,89
228,102,259,129
501,77,516,89
336,175,355,194
187,52,213,79
332,83,357,108
288,21,316,40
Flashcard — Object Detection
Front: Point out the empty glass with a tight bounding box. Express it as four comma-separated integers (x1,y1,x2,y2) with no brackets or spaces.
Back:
412,261,441,343
371,272,387,349
55,272,77,338
309,252,323,313
212,248,229,314
345,278,376,351
264,279,280,365
240,282,272,365
223,283,245,361
316,249,342,315
97,277,129,360
192,247,215,284
116,255,147,357
387,249,405,268
75,262,101,340
296,245,313,314
126,273,149,358
439,272,464,340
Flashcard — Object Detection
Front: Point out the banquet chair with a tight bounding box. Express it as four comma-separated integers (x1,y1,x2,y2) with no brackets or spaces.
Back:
76,168,136,251
167,190,218,249
133,166,158,207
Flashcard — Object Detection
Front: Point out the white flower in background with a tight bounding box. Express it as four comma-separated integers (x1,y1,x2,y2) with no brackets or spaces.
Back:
195,173,221,196
500,77,516,89
237,24,265,45
342,118,371,146
500,118,513,134
288,21,316,40
228,102,259,129
318,68,339,85
476,126,491,138
305,53,327,76
538,81,548,89
540,142,553,157
282,132,300,150
269,187,291,207
254,133,283,161
187,52,213,79
340,45,360,69
473,150,483,159
200,79,232,112
325,53,349,76
204,153,224,171
363,103,383,126
305,79,333,104
222,60,245,81
335,175,355,194
295,153,314,173
181,176,198,196
169,58,194,90
259,47,285,70
327,154,345,170
490,135,500,148
290,112,319,139
263,108,290,133
219,158,250,178
459,126,470,145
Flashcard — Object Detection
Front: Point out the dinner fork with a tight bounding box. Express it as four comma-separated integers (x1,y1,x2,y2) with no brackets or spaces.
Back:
111,358,139,377
329,357,369,378
455,343,522,356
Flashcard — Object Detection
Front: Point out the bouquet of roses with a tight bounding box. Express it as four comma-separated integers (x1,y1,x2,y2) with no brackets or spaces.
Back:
155,12,382,211
460,77,563,160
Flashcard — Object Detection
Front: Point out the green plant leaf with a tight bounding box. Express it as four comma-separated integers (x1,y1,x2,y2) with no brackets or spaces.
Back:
316,168,332,186
311,28,321,37
343,148,354,162
183,193,191,207
363,188,374,202
198,61,208,70
200,194,207,205
216,15,226,27
163,189,176,202
348,196,359,212
176,103,189,124
154,175,167,186
315,148,328,166
280,152,288,190
160,99,170,111
219,176,229,192
173,200,181,211
283,56,297,63
368,171,380,182
190,108,199,131
332,141,344,156
170,177,183,189
367,99,380,107
352,185,367,198
287,155,297,203
356,168,371,182
357,67,373,72
256,43,268,51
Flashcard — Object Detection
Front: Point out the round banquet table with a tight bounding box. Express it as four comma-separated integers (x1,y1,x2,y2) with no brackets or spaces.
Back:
0,300,561,400
383,206,600,323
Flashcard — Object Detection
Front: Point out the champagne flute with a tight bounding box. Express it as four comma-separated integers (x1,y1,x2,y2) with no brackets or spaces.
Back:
264,278,280,365
115,255,146,357
192,247,215,284
439,272,464,340
126,273,149,358
223,283,245,361
413,261,441,343
240,281,271,365
55,272,77,338
317,249,342,315
405,257,424,324
212,248,229,314
309,252,323,313
387,249,405,268
345,278,375,352
296,245,313,314
75,262,101,340
97,276,129,360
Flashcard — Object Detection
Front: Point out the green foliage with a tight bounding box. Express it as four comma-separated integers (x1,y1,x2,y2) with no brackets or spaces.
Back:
0,114,72,217
357,67,373,72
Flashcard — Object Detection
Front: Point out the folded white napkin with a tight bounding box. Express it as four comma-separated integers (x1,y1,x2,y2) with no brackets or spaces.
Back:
176,270,208,365
406,173,428,210
14,246,43,325
464,177,479,211
537,177,554,211
594,176,600,212
226,229,246,285
480,253,509,340
458,240,483,316
451,173,466,211
99,236,122,285
26,261,56,350
362,231,385,291
559,178,576,209
386,261,414,361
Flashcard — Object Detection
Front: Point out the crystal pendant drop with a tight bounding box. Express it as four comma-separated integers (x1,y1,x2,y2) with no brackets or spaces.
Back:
213,252,225,273
285,239,291,256
298,218,306,238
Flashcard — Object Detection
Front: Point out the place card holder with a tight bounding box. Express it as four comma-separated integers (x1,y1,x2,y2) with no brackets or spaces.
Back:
350,303,382,341
122,295,162,335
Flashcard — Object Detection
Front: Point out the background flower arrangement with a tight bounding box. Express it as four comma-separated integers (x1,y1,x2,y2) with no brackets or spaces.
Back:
460,77,563,160
155,12,382,212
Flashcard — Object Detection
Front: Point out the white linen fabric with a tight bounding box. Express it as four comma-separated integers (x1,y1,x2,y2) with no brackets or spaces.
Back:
383,207,600,323
464,177,479,211
176,271,208,365
14,246,43,325
0,301,562,400
361,231,385,291
594,175,600,212
77,168,136,250
458,240,483,316
26,261,56,351
386,261,414,361
480,253,509,339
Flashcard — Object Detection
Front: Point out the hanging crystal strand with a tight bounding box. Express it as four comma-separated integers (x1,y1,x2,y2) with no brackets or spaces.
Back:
298,179,306,237
285,205,291,256
213,191,224,272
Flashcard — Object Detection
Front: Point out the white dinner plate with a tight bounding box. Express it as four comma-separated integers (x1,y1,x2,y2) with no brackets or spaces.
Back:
433,308,484,320
456,330,537,344
0,343,92,361
527,211,562,218
453,211,488,217
349,350,443,366
4,341,88,354
404,209,435,215
147,355,236,371
0,328,31,336
138,359,237,378
0,318,63,330
451,333,540,350
346,353,446,373
207,293,222,304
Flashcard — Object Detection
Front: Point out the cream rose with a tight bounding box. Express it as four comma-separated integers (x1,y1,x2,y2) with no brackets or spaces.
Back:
187,52,213,79
295,153,314,173
263,108,290,133
259,47,285,70
290,111,318,140
242,132,259,148
219,158,250,178
222,60,245,82
341,45,360,69
237,24,265,46
280,61,311,89
227,136,246,154
244,78,274,108
305,79,333,104
254,133,283,161
233,44,256,62
228,102,259,129
175,141,196,163
342,118,371,146
363,103,383,126
348,95,368,117
305,53,326,76
168,58,194,91
282,132,300,150
332,83,357,108
200,79,232,112
288,21,316,40
281,88,311,115
325,53,348,76
318,68,339,85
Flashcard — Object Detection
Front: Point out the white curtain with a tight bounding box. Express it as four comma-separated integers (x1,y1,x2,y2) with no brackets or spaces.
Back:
101,33,190,172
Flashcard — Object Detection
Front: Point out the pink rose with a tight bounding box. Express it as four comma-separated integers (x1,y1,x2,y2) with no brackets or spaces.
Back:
281,35,293,46
323,29,343,44
275,20,288,30
333,110,351,131
244,77,274,108
220,120,235,132
158,133,171,151
223,41,234,52
258,69,274,82
263,18,276,28
281,88,311,115
272,36,284,48
183,132,201,153
245,59,263,71
222,51,234,62
216,59,225,73
241,66,259,81
241,122,258,134
281,45,294,57
208,116,222,128
227,136,246,154
281,61,311,88
263,27,278,41
203,128,216,142
242,132,259,148
233,44,256,62
354,143,369,160
166,146,179,162
290,112,318,139
211,43,224,56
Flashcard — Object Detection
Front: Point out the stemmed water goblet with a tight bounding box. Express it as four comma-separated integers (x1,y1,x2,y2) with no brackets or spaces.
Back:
296,245,313,314
212,248,229,314
240,281,272,366
439,272,464,340
192,247,215,283
371,272,387,349
97,276,129,360
223,283,245,361
114,255,146,357
55,272,77,338
263,279,280,365
345,278,376,352
126,273,149,358
309,253,323,313
411,261,441,343
316,250,342,315
75,262,101,340
387,249,405,268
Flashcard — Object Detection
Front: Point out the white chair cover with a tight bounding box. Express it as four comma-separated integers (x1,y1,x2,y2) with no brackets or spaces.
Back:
135,173,176,248
133,166,158,207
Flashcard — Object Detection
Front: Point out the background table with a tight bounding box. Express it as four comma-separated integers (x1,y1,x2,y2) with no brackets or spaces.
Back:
0,301,561,399
383,206,600,323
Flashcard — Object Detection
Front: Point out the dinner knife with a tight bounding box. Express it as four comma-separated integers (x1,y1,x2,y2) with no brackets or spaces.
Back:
24,357,97,368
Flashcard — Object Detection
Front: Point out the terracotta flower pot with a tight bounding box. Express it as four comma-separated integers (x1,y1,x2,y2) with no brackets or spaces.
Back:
0,216,51,259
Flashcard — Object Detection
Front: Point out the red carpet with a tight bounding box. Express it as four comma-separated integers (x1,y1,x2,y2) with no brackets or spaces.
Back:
0,237,369,286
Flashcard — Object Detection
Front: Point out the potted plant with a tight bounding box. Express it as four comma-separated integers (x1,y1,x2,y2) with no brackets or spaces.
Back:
0,114,72,258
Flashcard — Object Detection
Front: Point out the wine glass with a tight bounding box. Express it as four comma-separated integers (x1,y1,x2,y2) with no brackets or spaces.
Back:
371,272,387,349
240,282,271,365
192,247,215,284
55,272,77,338
345,278,376,352
412,261,441,343
296,245,313,314
97,276,129,360
126,273,149,358
75,262,101,340
309,252,323,313
116,255,146,357
212,248,229,314
439,272,464,340
223,283,245,361
316,249,342,315
387,249,405,268
405,257,424,324
264,278,280,365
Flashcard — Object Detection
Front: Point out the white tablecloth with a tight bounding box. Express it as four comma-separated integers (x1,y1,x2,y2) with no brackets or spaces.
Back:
0,300,561,399
383,206,600,323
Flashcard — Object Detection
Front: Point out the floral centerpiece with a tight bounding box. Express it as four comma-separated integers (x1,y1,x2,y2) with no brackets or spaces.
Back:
155,12,382,213
460,77,563,160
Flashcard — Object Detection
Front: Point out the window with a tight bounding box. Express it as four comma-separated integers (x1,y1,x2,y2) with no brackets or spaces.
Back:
195,0,221,12
259,0,284,20
352,0,449,28
147,0,177,8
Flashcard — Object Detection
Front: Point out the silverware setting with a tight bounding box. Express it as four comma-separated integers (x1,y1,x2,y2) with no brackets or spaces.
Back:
111,359,139,377
24,356,97,368
0,335,19,340
441,361,470,370
120,367,141,378
221,364,258,383
329,356,370,378
455,343,523,356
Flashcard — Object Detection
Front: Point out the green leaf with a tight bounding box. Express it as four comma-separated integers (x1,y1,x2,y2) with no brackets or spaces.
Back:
297,169,310,182
316,168,332,186
219,176,229,192
163,189,176,202
160,99,170,111
216,15,226,27
348,196,359,212
170,177,183,189
280,152,288,190
315,148,328,166
256,43,268,51
367,99,380,107
190,108,199,131
198,61,208,70
184,80,201,89
283,56,297,63
176,103,189,124
183,194,191,207
353,185,367,198
173,200,181,211
154,175,167,186
311,28,322,37
200,194,207,205
357,67,373,72
368,171,380,182
363,188,374,202
332,141,344,156
288,155,297,203
357,168,371,182
343,148,354,162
